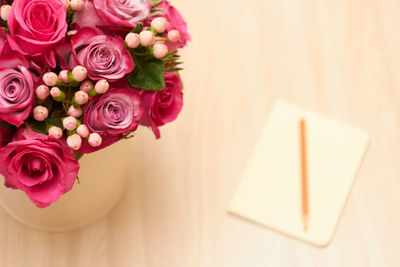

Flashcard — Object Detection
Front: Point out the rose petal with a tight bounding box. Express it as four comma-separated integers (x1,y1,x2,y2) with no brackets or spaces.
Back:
72,1,107,29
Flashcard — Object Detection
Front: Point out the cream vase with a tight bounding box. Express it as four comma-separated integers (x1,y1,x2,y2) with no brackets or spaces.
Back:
0,139,132,232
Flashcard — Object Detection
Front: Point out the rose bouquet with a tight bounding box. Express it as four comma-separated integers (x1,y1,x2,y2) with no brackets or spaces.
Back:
0,0,190,208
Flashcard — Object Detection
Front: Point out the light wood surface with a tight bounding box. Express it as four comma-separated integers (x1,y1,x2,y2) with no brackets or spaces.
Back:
1,0,400,266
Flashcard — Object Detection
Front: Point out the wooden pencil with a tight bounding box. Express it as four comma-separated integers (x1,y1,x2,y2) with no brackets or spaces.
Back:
299,118,309,232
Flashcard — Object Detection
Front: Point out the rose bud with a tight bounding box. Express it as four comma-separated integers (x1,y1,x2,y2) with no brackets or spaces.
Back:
48,126,63,139
125,33,140,49
58,70,69,83
43,72,58,86
72,65,88,82
88,133,102,147
50,87,66,102
61,0,70,8
70,0,84,11
77,124,90,138
68,105,83,118
94,79,109,94
74,91,89,105
151,17,168,33
80,80,94,93
67,134,82,150
35,85,50,100
33,105,49,121
50,87,61,98
0,5,11,21
139,31,155,47
153,43,168,59
168,30,181,43
63,116,78,131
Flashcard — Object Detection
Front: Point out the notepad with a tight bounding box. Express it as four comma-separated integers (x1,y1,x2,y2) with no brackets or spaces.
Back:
229,101,369,246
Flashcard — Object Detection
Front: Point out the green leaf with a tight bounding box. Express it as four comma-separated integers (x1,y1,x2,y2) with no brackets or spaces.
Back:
46,117,63,128
74,152,84,161
128,56,165,91
30,117,63,135
31,122,48,135
0,121,12,129
131,23,143,34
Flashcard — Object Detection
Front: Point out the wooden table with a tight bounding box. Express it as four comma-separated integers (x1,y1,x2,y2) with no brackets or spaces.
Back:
1,0,400,266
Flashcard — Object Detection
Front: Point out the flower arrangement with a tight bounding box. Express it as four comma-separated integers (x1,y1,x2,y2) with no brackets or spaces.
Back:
0,0,190,208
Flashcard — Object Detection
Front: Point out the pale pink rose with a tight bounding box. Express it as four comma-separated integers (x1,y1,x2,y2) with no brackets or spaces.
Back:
71,28,134,81
140,72,183,138
0,127,80,208
0,53,35,127
78,86,142,153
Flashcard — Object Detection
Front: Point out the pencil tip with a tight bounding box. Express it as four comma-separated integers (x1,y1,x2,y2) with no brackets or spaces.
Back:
302,215,309,232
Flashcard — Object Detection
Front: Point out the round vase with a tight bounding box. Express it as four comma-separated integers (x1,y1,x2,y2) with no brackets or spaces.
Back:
0,140,131,232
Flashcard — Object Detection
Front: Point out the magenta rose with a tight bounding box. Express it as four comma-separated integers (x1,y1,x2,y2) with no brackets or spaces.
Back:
140,72,183,138
7,0,67,60
0,53,35,127
73,0,149,30
0,120,15,148
146,1,191,51
78,87,142,153
0,127,80,208
71,28,134,81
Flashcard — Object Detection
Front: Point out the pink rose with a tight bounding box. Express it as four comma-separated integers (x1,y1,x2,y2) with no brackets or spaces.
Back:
73,0,149,30
0,120,15,148
0,127,80,208
71,28,134,81
7,0,67,60
0,53,35,127
78,86,142,153
140,72,183,138
146,1,191,51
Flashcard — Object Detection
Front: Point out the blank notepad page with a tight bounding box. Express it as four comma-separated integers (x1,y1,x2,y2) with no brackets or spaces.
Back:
229,101,369,246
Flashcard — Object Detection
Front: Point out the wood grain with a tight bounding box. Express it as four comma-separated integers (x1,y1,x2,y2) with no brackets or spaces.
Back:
1,0,400,266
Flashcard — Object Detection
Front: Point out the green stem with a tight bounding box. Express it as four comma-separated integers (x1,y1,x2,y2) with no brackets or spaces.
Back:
62,103,69,114
61,99,73,104
133,52,148,56
147,12,164,18
155,37,168,42
150,8,164,12
147,26,158,35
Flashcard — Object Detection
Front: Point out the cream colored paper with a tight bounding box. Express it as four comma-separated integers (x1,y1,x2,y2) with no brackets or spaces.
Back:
229,101,369,246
